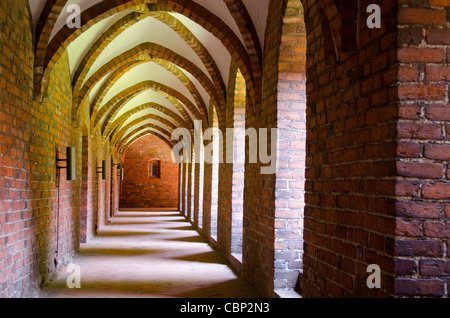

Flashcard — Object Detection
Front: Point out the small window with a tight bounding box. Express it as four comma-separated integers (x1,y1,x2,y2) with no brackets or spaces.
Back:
149,160,161,178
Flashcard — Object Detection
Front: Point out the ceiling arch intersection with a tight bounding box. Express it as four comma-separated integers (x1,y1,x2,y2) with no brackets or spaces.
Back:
30,0,269,153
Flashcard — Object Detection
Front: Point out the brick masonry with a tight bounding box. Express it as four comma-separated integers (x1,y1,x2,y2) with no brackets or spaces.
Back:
216,61,246,264
300,0,399,297
0,0,118,297
395,0,450,297
120,134,179,208
0,0,449,299
0,0,83,296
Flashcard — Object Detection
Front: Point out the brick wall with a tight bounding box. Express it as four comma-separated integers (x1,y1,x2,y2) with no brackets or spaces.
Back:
217,61,246,267
0,0,120,297
0,0,83,296
241,0,282,297
395,0,450,297
120,134,179,208
0,0,38,297
1,0,448,300
301,0,399,297
188,0,449,298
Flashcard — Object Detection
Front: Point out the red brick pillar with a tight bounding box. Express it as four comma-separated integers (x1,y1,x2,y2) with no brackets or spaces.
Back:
217,62,246,265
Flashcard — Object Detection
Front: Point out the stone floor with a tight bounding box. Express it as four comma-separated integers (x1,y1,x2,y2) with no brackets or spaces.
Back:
39,210,259,298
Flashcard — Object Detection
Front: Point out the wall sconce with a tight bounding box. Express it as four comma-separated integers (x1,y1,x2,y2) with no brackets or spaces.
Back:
56,147,76,181
117,164,124,181
113,163,123,181
97,160,106,180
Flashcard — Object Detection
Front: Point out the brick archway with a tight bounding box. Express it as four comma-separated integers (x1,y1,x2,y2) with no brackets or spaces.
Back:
111,118,177,149
72,12,222,124
33,0,261,112
89,60,209,130
78,43,216,126
118,129,175,155
91,81,200,132
103,103,189,139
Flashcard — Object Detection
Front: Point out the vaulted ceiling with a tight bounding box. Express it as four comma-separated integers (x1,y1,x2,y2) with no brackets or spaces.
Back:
29,0,269,154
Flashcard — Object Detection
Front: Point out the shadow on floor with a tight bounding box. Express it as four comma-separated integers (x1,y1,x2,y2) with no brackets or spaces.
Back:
113,213,181,218
169,251,227,264
175,279,259,298
41,278,259,298
165,226,195,231
105,221,158,225
166,235,208,243
78,247,163,256
40,209,260,299
95,230,158,237
119,208,178,212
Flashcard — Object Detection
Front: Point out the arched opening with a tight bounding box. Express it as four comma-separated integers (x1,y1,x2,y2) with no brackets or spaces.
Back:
274,0,307,293
190,147,196,223
184,161,190,218
231,68,246,261
179,163,184,212
196,142,205,230
210,106,221,242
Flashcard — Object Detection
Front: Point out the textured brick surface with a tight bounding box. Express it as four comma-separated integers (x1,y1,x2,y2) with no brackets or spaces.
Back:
0,0,118,297
0,0,36,297
120,135,179,208
300,0,399,297
0,0,84,297
1,0,449,299
395,0,450,297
